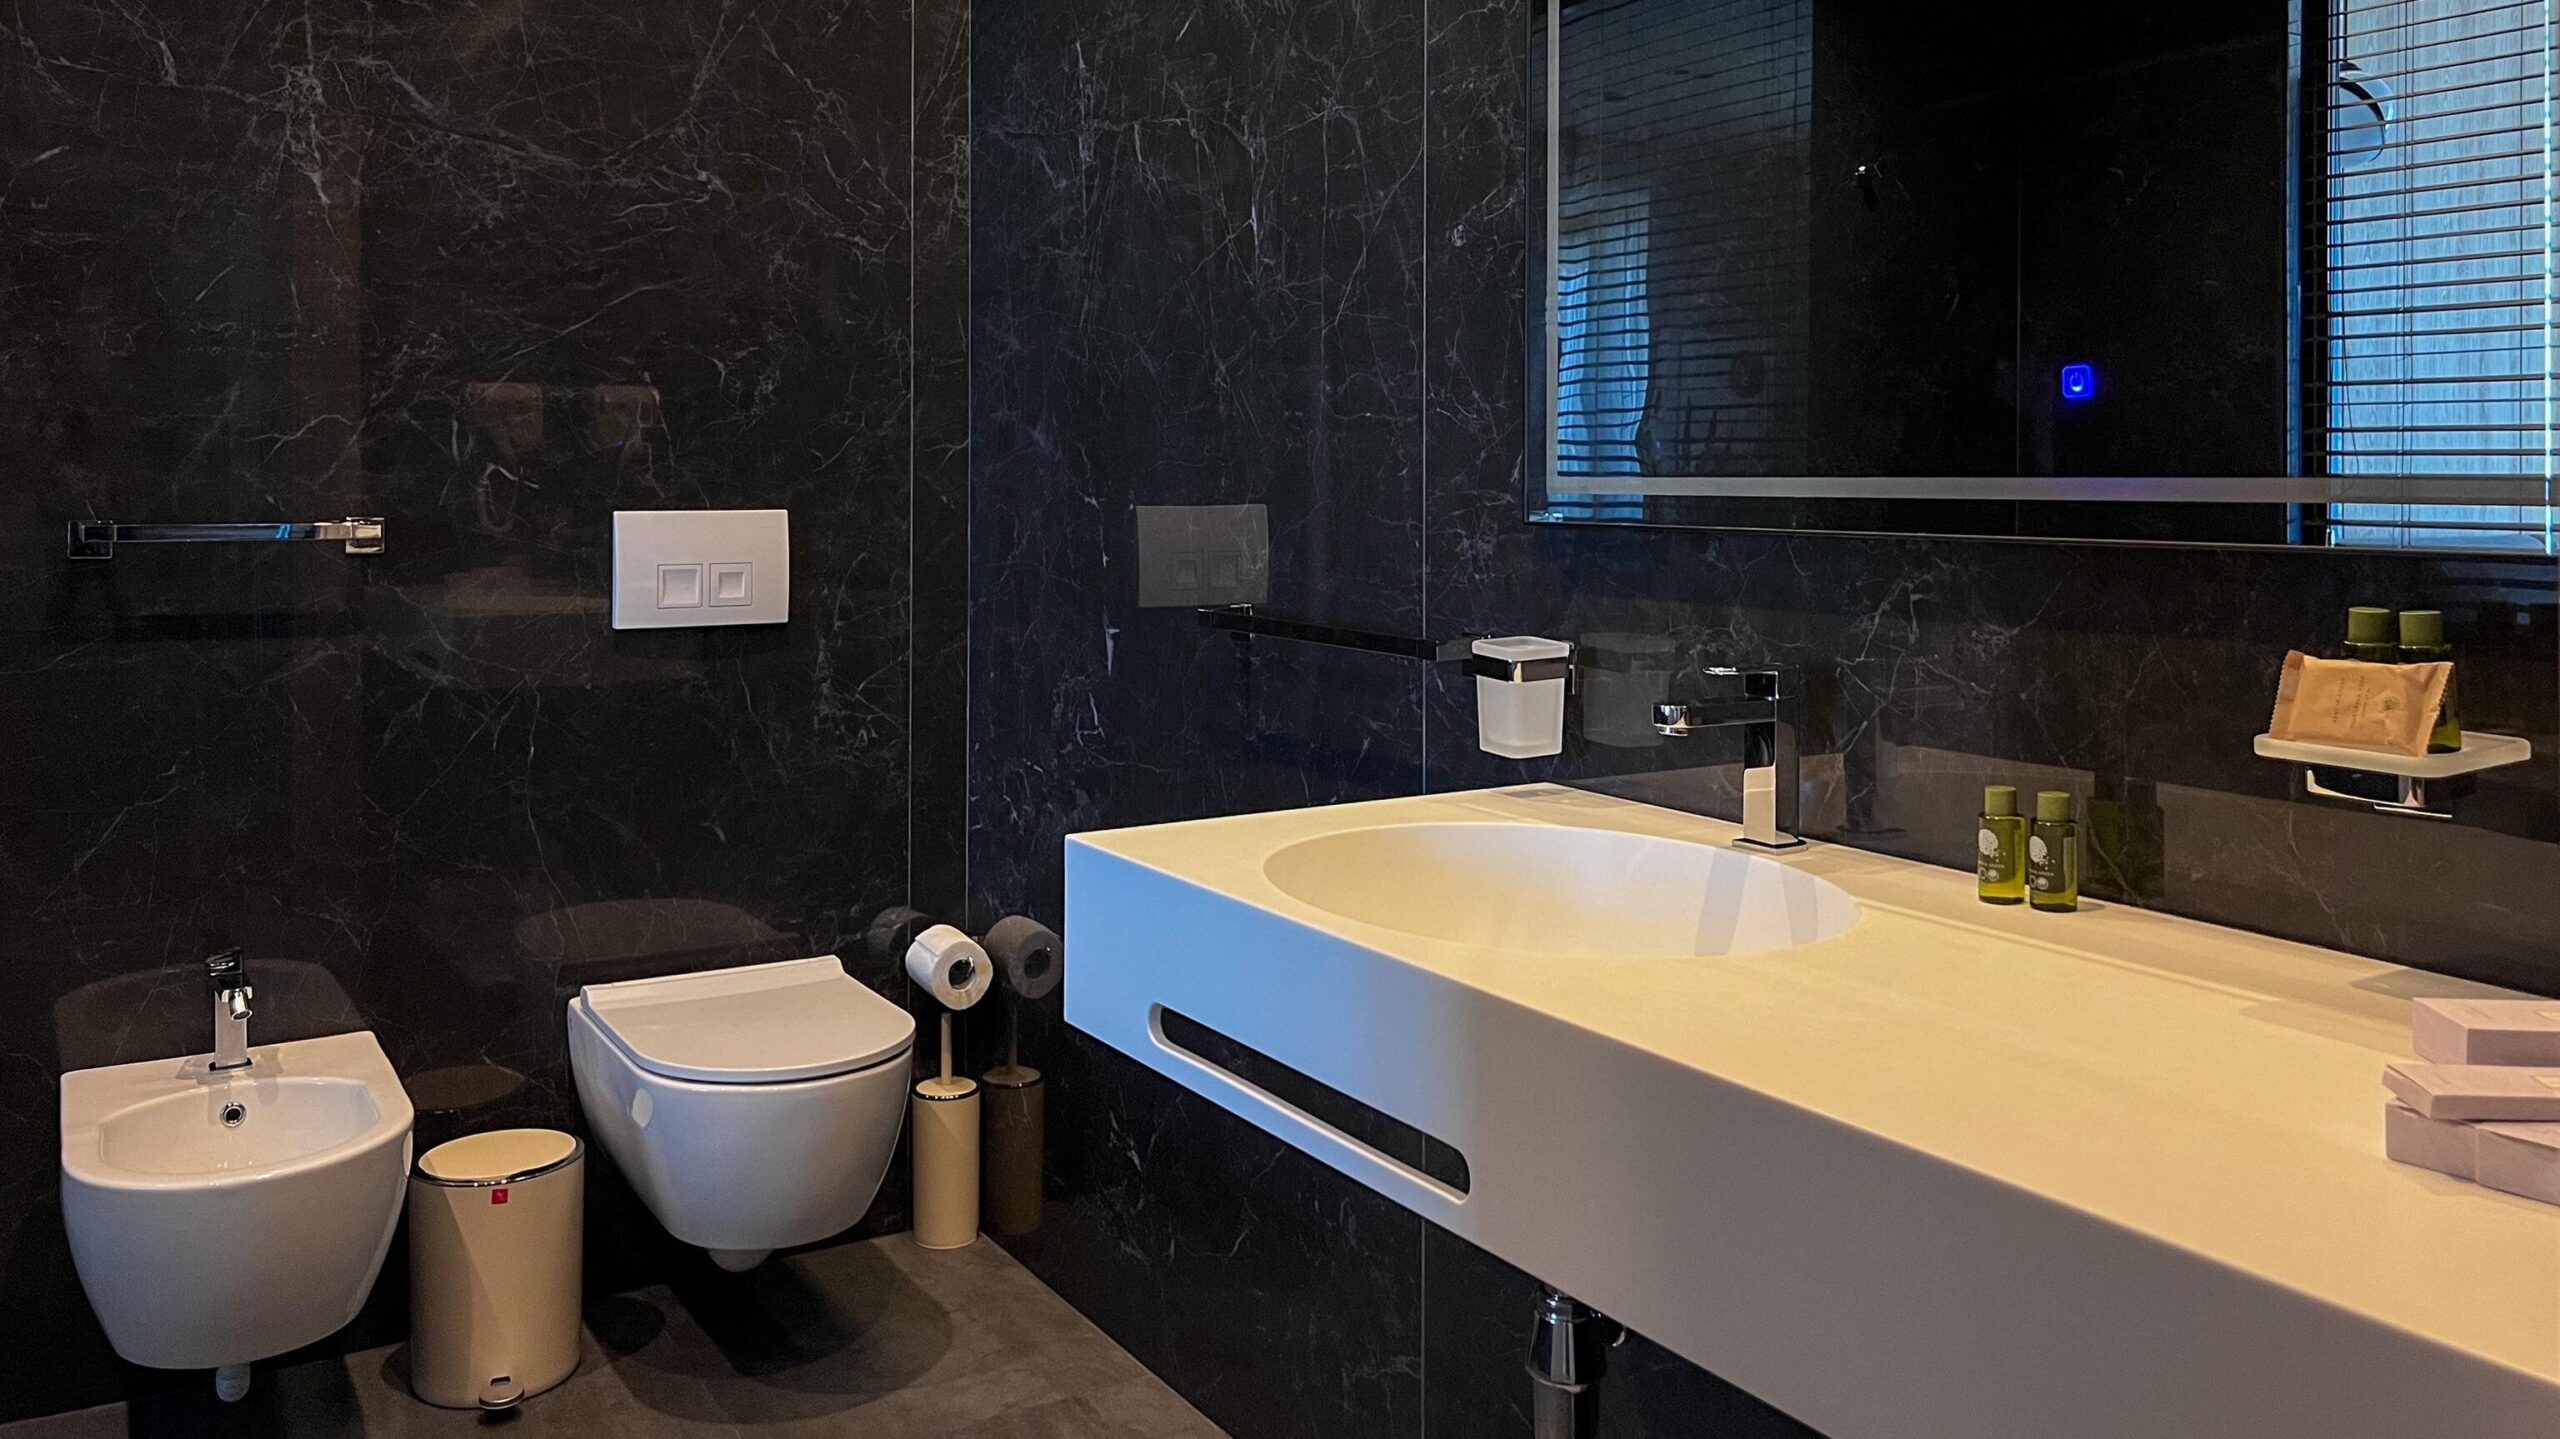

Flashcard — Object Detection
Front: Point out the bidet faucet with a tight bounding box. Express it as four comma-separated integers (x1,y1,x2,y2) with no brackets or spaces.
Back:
1653,666,1805,851
205,947,255,1072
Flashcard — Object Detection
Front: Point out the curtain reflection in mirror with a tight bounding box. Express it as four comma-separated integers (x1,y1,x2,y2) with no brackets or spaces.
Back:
1552,0,1812,485
2326,0,2559,551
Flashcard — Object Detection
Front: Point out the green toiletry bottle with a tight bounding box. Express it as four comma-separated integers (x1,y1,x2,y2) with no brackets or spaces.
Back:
1978,785,2027,905
2345,606,2397,662
2398,609,2461,754
2028,790,2080,913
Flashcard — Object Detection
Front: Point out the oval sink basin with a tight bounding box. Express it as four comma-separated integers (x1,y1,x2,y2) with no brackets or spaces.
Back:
1262,822,1860,958
97,1078,387,1178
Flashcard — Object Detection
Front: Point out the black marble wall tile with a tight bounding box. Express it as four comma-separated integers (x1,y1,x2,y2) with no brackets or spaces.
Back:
1000,994,1427,1439
971,0,1427,637
914,0,975,923
0,0,954,1422
969,0,1434,1431
966,0,1435,919
963,627,1433,1439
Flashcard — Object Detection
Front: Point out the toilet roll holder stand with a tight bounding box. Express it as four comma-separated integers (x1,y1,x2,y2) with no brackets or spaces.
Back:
901,924,991,1250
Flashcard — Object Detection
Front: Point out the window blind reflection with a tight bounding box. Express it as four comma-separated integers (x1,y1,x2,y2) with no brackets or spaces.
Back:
2327,0,2560,552
1551,0,1813,482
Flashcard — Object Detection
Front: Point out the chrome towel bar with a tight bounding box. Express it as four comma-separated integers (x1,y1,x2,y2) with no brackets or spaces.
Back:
1197,604,1573,684
67,518,385,560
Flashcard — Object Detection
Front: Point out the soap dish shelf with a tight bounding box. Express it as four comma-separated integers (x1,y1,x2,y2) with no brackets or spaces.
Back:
2253,731,2533,817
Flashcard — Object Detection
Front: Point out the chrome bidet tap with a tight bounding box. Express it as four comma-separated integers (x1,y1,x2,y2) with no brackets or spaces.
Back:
206,947,255,1071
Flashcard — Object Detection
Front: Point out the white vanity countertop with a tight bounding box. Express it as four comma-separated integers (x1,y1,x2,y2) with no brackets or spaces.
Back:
1071,784,2560,1427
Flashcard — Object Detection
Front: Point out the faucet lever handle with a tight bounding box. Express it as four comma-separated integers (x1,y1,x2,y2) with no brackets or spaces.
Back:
1699,664,1786,697
205,946,247,988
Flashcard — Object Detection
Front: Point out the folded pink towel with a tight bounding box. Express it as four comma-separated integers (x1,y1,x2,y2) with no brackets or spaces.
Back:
2383,1062,2560,1121
2383,1099,2477,1180
2479,1123,2560,1205
2413,998,2560,1066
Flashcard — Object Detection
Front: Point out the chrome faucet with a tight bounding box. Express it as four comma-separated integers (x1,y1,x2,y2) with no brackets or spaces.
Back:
1653,666,1804,850
205,947,255,1072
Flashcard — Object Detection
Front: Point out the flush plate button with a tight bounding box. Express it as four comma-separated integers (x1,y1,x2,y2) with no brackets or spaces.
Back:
658,564,705,608
612,511,789,629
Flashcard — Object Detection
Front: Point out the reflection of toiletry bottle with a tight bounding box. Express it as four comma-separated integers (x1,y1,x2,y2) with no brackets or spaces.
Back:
2085,773,2165,902
2345,606,2396,662
1977,786,2027,905
2028,791,2080,913
2398,609,2461,754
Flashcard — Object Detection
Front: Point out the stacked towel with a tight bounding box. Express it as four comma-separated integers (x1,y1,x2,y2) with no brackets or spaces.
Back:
2386,998,2560,1205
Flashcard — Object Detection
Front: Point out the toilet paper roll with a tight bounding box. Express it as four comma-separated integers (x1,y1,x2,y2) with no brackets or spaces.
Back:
905,924,992,1011
982,915,1064,1001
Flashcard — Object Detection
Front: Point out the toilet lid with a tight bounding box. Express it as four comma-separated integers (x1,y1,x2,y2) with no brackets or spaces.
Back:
581,956,916,1083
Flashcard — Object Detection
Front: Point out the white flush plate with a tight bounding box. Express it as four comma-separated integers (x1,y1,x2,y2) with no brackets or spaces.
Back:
612,510,789,629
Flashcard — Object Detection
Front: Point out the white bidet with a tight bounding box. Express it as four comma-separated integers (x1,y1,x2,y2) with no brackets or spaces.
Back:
60,1031,413,1398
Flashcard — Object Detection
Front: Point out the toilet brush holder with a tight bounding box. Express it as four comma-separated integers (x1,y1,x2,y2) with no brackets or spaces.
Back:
912,1067,981,1250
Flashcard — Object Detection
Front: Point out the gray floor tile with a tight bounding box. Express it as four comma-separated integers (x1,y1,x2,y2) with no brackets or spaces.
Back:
1074,1373,1236,1439
0,1236,1221,1439
935,1394,1131,1439
344,1327,744,1438
4,1353,372,1439
0,1405,124,1439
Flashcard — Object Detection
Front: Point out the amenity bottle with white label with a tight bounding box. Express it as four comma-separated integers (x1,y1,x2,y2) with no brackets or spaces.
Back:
1977,786,2026,905
2028,790,2080,913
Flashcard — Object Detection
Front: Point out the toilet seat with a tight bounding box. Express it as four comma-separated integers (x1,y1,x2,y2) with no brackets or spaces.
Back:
580,956,914,1083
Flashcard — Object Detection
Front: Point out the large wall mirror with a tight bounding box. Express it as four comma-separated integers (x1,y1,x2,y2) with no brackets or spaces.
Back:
1527,0,2560,553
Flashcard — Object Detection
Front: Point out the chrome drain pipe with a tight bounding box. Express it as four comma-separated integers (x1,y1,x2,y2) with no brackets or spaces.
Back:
1527,1285,1624,1439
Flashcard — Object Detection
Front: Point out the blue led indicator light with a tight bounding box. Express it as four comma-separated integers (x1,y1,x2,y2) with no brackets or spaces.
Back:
2059,363,2098,403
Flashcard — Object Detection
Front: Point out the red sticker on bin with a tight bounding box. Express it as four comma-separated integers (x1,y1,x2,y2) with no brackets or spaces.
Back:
492,1188,510,1205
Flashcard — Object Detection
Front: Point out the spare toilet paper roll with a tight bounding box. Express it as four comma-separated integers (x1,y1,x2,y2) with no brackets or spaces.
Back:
905,924,993,1010
982,915,1064,1001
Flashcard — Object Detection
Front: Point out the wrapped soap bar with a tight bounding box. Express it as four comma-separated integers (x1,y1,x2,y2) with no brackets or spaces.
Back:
2267,651,2452,758
2384,1062,2560,1121
2383,1099,2477,1180
2413,997,2560,1066
2477,1123,2560,1205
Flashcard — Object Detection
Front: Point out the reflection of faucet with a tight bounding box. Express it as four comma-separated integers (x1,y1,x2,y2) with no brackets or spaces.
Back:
205,948,255,1072
1653,666,1804,850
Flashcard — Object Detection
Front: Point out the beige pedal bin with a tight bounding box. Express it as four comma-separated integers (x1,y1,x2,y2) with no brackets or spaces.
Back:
408,1129,584,1409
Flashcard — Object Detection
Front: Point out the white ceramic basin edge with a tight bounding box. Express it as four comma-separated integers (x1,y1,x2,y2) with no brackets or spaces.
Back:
1261,821,1861,958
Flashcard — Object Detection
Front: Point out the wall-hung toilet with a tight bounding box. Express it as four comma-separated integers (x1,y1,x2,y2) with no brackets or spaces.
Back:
566,956,914,1271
